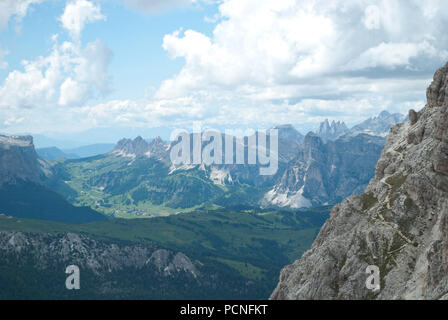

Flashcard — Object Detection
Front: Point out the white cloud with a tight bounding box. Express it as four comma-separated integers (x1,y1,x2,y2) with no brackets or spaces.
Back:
3,116,24,127
109,0,444,132
157,0,448,101
59,77,87,106
348,41,446,70
59,0,105,39
0,0,43,32
0,1,111,111
3,0,448,135
0,36,111,109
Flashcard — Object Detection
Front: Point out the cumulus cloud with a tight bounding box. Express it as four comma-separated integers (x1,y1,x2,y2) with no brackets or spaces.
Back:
0,0,43,32
0,1,111,112
142,0,448,130
348,41,441,70
0,36,112,109
4,0,448,134
157,0,448,97
59,0,105,39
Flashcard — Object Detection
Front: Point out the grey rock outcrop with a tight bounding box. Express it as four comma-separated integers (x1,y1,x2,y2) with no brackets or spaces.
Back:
112,136,169,160
0,135,49,186
0,230,200,278
271,61,448,300
146,249,199,278
263,133,385,208
112,136,151,158
148,136,169,160
409,109,418,125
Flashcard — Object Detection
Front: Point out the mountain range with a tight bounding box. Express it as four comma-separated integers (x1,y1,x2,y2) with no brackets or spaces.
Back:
0,98,413,299
43,110,402,217
0,110,406,220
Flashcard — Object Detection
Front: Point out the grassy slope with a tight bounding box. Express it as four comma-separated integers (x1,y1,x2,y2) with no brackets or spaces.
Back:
49,155,264,218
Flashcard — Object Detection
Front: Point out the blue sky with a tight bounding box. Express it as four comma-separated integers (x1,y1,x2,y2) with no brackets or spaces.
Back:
1,0,448,145
0,0,217,101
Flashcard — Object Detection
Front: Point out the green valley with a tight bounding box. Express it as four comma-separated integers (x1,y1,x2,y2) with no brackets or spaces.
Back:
48,153,266,218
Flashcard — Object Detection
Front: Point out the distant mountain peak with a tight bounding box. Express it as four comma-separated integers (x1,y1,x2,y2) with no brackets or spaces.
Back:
151,136,163,143
113,136,150,158
378,110,391,117
148,136,169,160
113,136,169,159
273,124,304,144
316,119,349,142
350,111,407,137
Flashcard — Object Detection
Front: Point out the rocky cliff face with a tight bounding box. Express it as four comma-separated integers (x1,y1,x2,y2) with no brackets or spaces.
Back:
0,229,263,299
0,230,206,299
0,135,49,186
263,133,384,208
271,62,448,300
0,231,199,277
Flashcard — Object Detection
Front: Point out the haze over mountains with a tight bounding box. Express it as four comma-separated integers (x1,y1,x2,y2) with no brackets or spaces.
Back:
34,110,405,161
0,110,407,221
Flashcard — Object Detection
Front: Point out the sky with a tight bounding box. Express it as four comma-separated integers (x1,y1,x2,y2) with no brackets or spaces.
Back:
0,0,448,145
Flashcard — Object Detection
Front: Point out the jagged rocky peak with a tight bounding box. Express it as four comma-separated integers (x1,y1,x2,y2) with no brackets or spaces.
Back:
112,135,170,160
113,136,150,157
149,136,166,150
148,136,169,160
427,62,448,107
316,119,349,142
350,110,407,137
0,134,48,186
271,61,448,300
150,136,164,145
